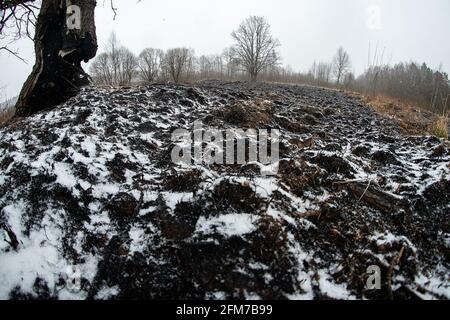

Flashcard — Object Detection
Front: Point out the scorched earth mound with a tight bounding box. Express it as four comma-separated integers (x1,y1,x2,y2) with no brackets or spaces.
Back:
0,81,449,300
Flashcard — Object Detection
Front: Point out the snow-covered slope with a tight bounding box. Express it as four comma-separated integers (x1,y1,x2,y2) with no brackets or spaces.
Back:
0,81,448,300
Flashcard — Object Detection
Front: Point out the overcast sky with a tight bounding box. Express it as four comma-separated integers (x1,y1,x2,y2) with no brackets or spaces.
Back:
1,0,450,99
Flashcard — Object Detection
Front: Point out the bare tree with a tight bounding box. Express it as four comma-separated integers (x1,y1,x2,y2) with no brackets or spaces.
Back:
184,50,197,81
213,54,224,79
222,47,238,79
199,55,212,79
231,16,280,81
164,48,191,84
308,61,317,82
363,43,387,94
333,46,351,85
138,48,164,83
90,34,137,86
90,53,112,85
106,31,120,85
343,72,355,89
0,85,15,124
117,46,137,85
316,62,333,84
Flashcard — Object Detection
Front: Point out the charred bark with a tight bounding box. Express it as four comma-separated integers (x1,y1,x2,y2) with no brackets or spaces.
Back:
347,182,402,214
14,0,97,117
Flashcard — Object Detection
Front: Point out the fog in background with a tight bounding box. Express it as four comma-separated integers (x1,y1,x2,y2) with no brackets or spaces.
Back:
1,0,449,99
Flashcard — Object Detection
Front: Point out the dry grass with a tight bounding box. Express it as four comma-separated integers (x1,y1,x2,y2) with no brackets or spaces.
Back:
430,114,449,140
223,98,273,127
346,91,448,138
0,106,15,125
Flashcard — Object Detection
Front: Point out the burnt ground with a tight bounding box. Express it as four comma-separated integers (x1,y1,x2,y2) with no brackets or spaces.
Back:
0,80,449,300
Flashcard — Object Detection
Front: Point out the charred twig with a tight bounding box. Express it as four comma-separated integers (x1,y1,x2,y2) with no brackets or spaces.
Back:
386,246,405,300
134,191,144,216
102,0,117,20
0,221,20,251
0,45,27,62
263,185,280,214
332,178,370,186
296,210,322,220
358,179,372,202
110,0,117,19
346,181,402,213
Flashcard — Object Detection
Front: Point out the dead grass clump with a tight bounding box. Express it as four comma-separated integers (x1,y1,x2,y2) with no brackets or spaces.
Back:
223,98,273,127
312,154,355,177
276,117,310,134
107,192,139,223
164,169,203,192
278,159,323,197
347,92,439,136
211,180,266,214
157,201,203,240
0,106,15,125
430,115,449,140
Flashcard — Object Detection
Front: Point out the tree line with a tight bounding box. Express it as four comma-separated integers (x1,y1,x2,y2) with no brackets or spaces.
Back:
302,58,449,114
1,1,448,117
90,16,282,85
91,26,449,115
355,62,449,114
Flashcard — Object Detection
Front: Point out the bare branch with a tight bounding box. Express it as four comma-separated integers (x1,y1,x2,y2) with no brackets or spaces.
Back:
0,0,39,60
0,45,26,62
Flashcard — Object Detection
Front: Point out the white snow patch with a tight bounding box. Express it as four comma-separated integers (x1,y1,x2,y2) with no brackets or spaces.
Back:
128,226,150,254
54,162,77,190
412,270,450,299
0,206,98,300
91,183,120,198
195,214,259,238
317,269,355,300
81,136,97,158
95,285,120,300
162,192,193,211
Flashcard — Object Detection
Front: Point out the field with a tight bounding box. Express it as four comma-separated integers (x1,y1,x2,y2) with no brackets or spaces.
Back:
0,81,449,299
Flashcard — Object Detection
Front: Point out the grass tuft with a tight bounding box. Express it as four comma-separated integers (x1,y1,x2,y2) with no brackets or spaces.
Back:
430,114,449,140
0,106,15,125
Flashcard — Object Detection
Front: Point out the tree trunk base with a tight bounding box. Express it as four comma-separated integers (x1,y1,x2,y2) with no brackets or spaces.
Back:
14,0,97,118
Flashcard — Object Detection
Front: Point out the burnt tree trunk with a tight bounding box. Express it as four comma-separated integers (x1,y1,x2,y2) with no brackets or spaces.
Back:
14,0,97,117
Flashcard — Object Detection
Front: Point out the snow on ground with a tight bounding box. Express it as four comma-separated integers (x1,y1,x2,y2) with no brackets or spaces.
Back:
0,81,449,300
195,214,259,238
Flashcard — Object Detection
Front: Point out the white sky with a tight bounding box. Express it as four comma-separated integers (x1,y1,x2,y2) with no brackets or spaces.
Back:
1,0,450,99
